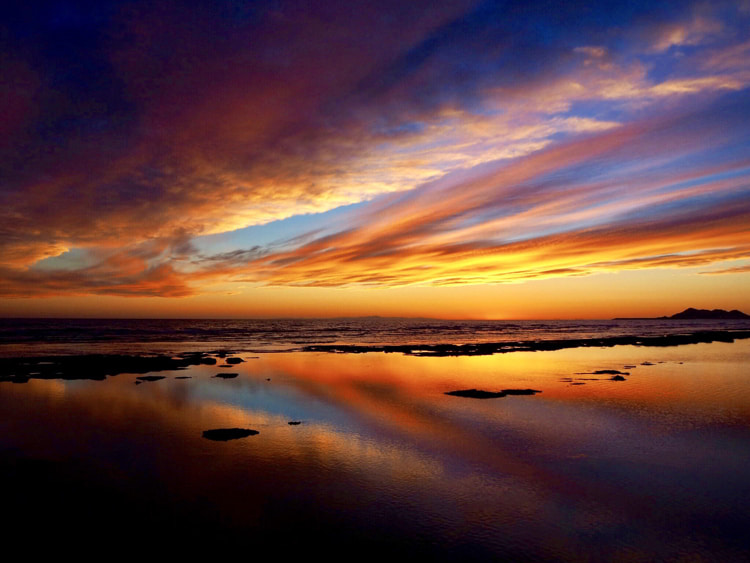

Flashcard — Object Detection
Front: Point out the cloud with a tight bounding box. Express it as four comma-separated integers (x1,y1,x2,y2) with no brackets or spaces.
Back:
700,263,750,275
1,0,750,300
648,14,724,52
0,261,193,298
223,94,750,288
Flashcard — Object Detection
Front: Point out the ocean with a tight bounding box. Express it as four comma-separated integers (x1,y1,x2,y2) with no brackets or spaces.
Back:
2,317,750,560
2,316,750,355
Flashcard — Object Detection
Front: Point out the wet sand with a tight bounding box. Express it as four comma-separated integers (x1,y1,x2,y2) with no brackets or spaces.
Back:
1,339,749,560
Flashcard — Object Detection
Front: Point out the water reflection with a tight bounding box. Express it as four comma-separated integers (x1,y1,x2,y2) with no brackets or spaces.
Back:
1,342,749,559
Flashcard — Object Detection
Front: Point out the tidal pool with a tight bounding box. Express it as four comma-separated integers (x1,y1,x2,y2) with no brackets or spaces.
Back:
1,341,749,560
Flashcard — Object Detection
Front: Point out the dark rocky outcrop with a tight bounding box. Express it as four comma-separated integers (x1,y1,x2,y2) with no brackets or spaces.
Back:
136,375,166,382
445,389,506,399
302,330,750,357
501,388,543,396
202,428,259,441
0,353,217,382
577,369,630,376
214,373,239,379
445,388,542,399
225,357,244,364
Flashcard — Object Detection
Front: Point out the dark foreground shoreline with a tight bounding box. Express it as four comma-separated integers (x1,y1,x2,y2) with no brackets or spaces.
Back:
2,329,750,382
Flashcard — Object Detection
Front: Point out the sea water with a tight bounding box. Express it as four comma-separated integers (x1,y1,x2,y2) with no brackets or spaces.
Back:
1,318,749,560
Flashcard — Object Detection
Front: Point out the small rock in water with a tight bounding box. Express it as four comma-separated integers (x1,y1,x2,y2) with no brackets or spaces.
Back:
445,389,506,399
501,388,542,396
136,375,166,382
611,375,627,381
202,428,259,441
288,421,302,425
445,388,542,399
226,357,244,364
578,369,629,375
214,373,239,379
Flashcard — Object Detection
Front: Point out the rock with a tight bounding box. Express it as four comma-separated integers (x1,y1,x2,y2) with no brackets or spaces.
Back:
288,421,302,425
611,375,626,381
175,376,192,379
445,389,505,398
202,428,259,441
136,375,166,382
0,353,212,382
0,374,29,384
225,357,243,364
445,388,541,399
301,329,750,356
214,373,239,379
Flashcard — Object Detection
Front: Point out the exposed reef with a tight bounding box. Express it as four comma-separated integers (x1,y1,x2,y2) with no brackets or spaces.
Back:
202,428,259,441
301,330,750,357
136,375,166,382
445,389,542,399
0,352,217,383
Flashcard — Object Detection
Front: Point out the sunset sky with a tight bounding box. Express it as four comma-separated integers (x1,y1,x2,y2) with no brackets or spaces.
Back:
2,0,750,319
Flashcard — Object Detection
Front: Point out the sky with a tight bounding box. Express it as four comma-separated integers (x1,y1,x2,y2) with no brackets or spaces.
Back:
2,0,750,319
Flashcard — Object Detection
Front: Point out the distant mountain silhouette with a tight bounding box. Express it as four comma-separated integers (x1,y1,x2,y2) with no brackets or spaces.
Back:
662,308,750,320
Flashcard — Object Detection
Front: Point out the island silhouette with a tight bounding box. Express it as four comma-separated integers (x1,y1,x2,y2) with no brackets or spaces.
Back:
616,308,750,320
661,308,750,319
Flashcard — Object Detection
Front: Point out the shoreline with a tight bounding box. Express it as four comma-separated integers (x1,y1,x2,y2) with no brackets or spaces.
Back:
2,329,750,382
301,328,750,356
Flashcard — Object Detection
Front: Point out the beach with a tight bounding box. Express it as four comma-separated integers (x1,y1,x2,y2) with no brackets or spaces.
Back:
2,320,749,560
